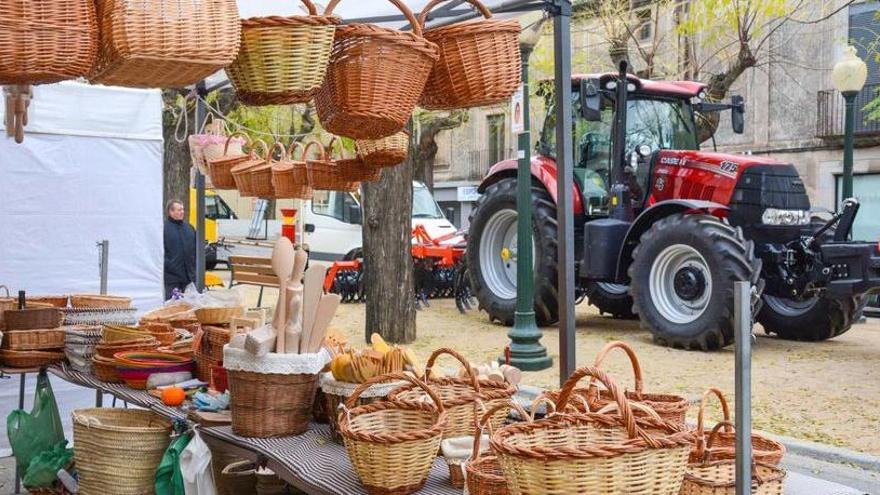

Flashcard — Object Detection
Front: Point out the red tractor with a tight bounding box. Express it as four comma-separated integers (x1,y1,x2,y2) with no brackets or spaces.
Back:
467,67,880,350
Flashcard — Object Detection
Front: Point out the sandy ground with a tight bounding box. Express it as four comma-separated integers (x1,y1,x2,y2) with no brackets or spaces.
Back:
220,269,880,456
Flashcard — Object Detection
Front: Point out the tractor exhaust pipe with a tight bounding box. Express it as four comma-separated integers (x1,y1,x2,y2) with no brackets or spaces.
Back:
610,61,634,222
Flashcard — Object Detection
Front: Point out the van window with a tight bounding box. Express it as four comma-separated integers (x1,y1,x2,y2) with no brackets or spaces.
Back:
206,195,236,220
312,190,347,221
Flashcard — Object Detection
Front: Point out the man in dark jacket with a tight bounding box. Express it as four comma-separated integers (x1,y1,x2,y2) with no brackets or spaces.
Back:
164,199,197,300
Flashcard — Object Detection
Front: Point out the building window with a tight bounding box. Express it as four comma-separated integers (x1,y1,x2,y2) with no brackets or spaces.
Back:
635,7,652,41
835,173,880,240
487,114,506,166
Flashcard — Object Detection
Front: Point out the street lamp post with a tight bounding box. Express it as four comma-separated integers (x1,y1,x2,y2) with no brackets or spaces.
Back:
832,46,867,201
502,17,552,371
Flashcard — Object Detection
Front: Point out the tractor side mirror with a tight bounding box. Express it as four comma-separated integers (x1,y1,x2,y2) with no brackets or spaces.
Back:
579,78,602,121
731,95,745,134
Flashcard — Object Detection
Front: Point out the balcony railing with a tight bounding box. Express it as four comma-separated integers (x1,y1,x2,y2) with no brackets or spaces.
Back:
436,147,517,182
817,83,880,138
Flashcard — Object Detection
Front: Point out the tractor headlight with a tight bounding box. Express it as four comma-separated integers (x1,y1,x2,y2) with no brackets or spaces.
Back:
761,208,810,226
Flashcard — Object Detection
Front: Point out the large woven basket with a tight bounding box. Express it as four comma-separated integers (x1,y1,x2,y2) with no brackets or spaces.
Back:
306,141,360,192
89,0,241,88
4,308,63,331
72,408,172,495
682,421,786,495
340,372,448,495
490,366,693,495
315,0,439,139
388,347,515,439
418,0,520,110
1,328,65,351
356,131,410,168
0,349,64,368
228,0,339,105
690,388,785,465
272,141,313,199
228,369,320,437
0,0,98,85
208,133,253,189
463,399,530,495
321,374,406,444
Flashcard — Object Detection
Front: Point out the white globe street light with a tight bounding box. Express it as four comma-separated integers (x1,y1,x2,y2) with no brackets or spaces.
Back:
832,46,868,200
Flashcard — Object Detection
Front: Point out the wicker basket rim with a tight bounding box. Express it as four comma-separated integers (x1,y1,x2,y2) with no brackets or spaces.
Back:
72,408,171,433
684,460,786,487
334,24,439,60
0,349,64,357
241,14,340,27
423,17,520,36
389,378,515,407
339,404,448,444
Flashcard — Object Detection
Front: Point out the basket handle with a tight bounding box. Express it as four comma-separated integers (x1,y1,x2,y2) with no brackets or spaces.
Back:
0,285,8,298
693,387,733,459
303,140,328,162
595,400,662,422
288,141,306,162
418,0,492,30
471,398,528,462
345,371,444,414
223,131,251,155
424,347,481,393
702,420,737,463
250,139,271,160
555,366,650,444
588,340,644,399
267,141,288,164
197,113,217,134
325,0,425,36
297,0,318,15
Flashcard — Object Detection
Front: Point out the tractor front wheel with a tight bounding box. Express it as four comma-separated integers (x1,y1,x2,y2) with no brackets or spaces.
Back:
629,214,760,350
758,294,863,341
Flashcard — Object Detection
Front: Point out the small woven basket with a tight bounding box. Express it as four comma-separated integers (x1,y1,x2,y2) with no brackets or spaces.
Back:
89,0,241,88
462,399,530,494
306,141,360,192
195,306,244,325
26,296,69,308
227,0,339,105
339,372,448,495
321,374,406,444
194,325,230,381
329,137,381,183
103,324,150,342
208,133,253,190
356,131,410,168
250,142,285,198
95,337,160,359
682,421,786,495
0,328,65,351
417,0,521,110
4,308,63,331
72,408,172,495
0,0,98,85
228,369,320,437
388,347,515,439
490,366,693,495
272,141,313,200
71,294,131,309
315,0,439,139
0,349,64,368
232,140,271,197
690,388,785,466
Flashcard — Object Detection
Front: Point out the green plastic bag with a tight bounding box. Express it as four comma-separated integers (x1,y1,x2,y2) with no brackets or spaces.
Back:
6,370,65,474
23,440,73,488
155,433,191,495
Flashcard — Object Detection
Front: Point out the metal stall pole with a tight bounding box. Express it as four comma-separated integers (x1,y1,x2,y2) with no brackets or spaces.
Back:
194,82,208,292
551,0,576,385
96,239,109,408
734,281,753,495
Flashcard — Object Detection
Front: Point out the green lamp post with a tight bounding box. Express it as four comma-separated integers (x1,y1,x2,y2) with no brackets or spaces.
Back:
501,17,552,371
832,45,867,201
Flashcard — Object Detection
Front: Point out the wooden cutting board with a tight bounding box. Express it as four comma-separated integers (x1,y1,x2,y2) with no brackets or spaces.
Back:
301,265,325,351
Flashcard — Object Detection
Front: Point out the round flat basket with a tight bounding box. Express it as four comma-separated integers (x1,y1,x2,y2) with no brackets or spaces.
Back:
72,408,172,495
70,294,131,309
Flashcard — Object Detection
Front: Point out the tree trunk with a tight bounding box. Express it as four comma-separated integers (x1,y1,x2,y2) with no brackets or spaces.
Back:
362,157,416,344
162,90,192,212
696,46,756,142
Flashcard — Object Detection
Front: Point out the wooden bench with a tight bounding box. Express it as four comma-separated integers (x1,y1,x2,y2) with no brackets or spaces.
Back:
228,256,279,306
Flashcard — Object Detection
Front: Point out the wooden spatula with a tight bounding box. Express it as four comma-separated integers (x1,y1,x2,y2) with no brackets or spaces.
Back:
270,237,295,353
301,264,325,352
307,293,341,353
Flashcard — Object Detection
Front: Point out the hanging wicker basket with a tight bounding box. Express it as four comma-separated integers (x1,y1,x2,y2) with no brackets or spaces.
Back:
89,0,241,88
305,141,360,192
356,131,410,168
272,142,313,200
490,366,693,495
682,421,786,495
232,140,271,197
315,0,439,139
690,388,785,466
250,142,285,198
208,132,253,190
388,347,515,439
340,372,448,495
463,399,530,495
418,0,521,110
0,0,98,85
228,0,339,106
328,137,380,183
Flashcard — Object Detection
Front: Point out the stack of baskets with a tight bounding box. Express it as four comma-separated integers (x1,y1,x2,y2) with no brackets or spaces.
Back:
113,351,194,389
71,294,132,309
64,325,103,373
93,329,160,383
0,300,65,368
194,325,232,382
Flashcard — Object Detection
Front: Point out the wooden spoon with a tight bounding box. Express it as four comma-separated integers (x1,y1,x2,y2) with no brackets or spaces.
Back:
271,237,295,353
308,293,341,353
291,249,308,287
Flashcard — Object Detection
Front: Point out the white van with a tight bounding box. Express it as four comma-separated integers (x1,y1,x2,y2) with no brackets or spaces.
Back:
305,181,459,261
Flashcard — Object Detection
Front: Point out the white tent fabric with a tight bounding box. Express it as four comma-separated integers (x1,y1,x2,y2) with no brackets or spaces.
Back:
0,82,164,310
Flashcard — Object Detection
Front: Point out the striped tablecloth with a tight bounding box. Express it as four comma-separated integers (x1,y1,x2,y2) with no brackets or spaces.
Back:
200,424,461,495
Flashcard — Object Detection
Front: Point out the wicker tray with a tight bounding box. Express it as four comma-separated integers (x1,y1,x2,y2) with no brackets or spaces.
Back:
139,302,194,326
93,355,123,382
71,294,131,309
1,328,65,351
26,296,69,308
0,349,64,368
95,337,160,359
195,306,243,325
4,308,63,331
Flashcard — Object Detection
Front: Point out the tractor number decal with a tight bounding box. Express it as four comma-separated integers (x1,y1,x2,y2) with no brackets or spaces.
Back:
719,161,739,176
686,160,739,178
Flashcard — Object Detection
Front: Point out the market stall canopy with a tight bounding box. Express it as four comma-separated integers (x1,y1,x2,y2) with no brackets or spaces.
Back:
0,82,164,310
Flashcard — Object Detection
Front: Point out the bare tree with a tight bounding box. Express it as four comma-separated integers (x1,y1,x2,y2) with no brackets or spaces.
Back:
411,110,469,191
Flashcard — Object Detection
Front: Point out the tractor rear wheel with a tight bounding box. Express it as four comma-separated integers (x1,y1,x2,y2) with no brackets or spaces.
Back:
467,178,559,326
758,294,863,341
629,214,761,350
584,281,636,319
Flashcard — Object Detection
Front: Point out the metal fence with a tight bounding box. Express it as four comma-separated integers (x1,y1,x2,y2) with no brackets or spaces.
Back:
437,147,517,182
817,83,880,138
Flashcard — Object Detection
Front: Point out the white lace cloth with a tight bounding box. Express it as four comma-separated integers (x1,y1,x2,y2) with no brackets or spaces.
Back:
319,373,407,399
223,346,330,375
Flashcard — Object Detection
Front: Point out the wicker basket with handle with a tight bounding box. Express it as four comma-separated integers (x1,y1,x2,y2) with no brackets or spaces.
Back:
305,141,360,192
682,421,786,495
490,366,693,495
356,131,410,168
315,0,439,139
232,140,271,197
89,0,241,88
1,329,65,351
189,114,243,184
340,372,448,495
418,0,521,110
463,399,530,495
329,137,380,183
388,347,515,439
250,142,286,198
0,0,98,85
227,0,339,105
208,133,253,190
690,388,785,465
272,141,313,200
